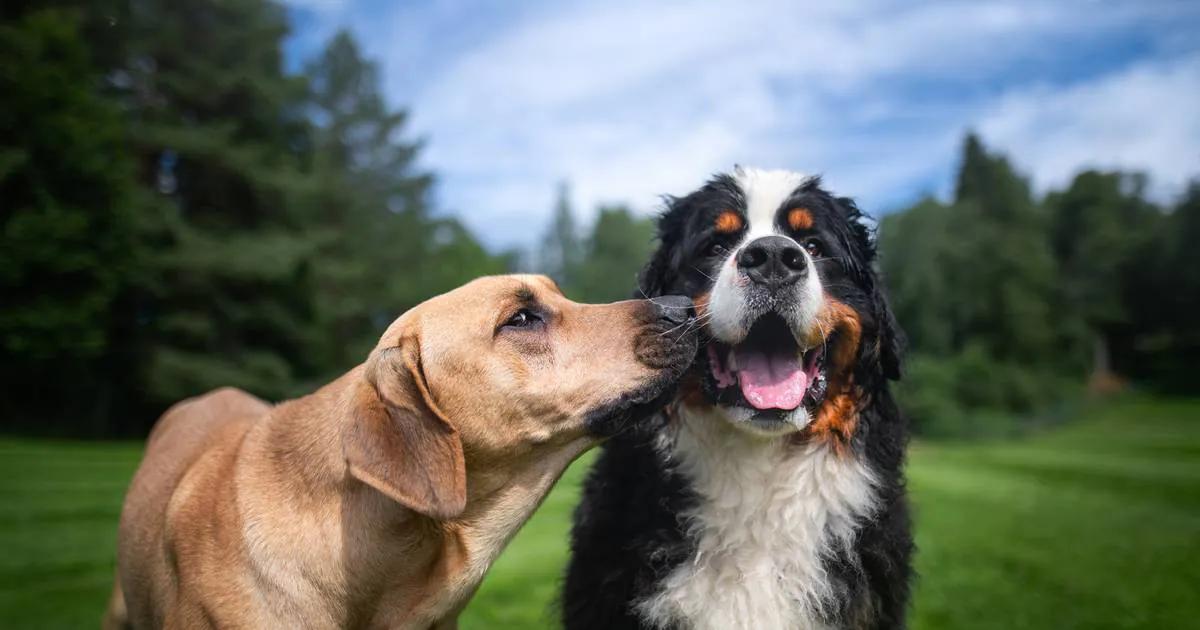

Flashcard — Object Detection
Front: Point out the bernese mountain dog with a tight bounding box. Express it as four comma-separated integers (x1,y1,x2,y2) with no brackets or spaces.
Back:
562,167,912,630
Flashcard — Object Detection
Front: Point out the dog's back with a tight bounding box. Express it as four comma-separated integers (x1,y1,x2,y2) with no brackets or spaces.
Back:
106,388,268,629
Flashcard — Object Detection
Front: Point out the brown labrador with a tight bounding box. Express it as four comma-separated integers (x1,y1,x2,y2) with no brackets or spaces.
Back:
104,274,695,629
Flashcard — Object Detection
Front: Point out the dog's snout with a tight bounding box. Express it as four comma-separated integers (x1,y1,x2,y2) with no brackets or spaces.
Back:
635,294,699,371
737,236,807,288
653,295,694,325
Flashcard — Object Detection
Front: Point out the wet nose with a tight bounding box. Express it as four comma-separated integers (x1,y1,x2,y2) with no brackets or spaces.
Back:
736,235,807,289
652,295,694,325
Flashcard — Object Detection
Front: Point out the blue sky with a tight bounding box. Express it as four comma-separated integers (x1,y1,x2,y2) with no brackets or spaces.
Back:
283,0,1200,250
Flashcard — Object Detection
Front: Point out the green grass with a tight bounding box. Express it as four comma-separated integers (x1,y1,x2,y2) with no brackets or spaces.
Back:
2,397,1197,629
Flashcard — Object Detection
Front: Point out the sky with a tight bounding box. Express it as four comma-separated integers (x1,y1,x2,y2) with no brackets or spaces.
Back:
283,0,1200,250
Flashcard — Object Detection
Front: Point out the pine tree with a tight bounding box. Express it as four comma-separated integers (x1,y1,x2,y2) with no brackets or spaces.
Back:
303,30,505,374
304,30,431,370
883,133,1082,428
1046,170,1161,383
0,8,141,432
539,181,581,290
950,133,1064,367
573,205,655,303
113,0,322,408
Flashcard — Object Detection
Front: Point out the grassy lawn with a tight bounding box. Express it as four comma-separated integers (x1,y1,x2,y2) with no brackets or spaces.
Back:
1,396,1197,629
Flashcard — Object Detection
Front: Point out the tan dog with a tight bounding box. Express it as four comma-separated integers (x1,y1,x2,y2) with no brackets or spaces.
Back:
105,275,695,629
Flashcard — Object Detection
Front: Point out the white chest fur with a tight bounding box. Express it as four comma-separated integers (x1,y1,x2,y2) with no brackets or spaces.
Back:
635,408,879,630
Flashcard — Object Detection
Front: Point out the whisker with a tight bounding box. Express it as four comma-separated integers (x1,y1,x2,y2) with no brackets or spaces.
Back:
637,288,697,310
658,311,712,339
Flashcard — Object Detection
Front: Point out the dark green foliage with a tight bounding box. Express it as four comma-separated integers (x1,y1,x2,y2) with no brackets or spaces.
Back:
0,3,1193,439
302,30,503,376
883,134,1193,435
572,205,656,303
1126,181,1200,391
535,189,657,305
539,181,583,289
0,9,142,433
1046,170,1162,381
0,4,504,437
0,10,134,359
882,135,1078,434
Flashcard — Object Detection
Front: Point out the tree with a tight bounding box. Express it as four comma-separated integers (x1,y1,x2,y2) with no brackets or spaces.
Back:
539,181,581,290
879,198,964,356
882,134,1082,431
303,30,506,375
0,4,510,437
949,133,1065,367
0,9,141,433
1046,170,1161,383
111,0,323,412
303,30,431,370
1125,181,1200,390
573,205,656,303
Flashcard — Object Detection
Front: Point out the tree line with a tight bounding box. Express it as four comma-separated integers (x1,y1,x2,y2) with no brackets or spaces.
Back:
881,135,1198,435
1,1,512,436
2,1,1193,439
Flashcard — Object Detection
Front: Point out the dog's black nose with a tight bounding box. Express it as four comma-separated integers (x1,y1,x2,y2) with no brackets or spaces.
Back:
653,295,694,325
737,235,807,289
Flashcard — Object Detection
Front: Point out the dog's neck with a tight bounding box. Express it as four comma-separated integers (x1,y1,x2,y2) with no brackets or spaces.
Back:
636,402,879,630
235,369,594,628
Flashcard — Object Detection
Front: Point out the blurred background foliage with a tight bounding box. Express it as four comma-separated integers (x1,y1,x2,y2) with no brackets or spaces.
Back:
880,135,1199,436
1,0,1196,439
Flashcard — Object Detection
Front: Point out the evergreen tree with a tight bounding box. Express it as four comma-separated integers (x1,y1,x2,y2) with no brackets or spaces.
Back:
573,205,655,303
1046,170,1161,382
1162,182,1200,328
303,30,505,374
883,133,1081,430
1128,181,1200,390
113,0,322,409
0,8,141,432
304,30,431,370
879,198,965,356
950,133,1064,367
539,181,581,290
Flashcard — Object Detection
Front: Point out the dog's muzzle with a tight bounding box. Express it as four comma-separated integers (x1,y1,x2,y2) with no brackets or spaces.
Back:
635,296,696,370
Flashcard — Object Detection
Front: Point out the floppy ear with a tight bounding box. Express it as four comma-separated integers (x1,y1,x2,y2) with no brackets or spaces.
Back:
343,342,467,520
636,196,687,298
637,242,675,298
833,194,904,381
871,289,904,382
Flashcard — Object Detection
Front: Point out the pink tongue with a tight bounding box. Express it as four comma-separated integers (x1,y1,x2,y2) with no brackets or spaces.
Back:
735,348,808,410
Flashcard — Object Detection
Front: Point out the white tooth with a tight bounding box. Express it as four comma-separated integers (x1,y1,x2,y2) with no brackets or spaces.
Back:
728,349,737,371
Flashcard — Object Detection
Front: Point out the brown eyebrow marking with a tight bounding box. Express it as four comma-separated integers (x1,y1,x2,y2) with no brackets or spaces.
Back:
787,207,814,231
714,210,744,234
514,285,537,304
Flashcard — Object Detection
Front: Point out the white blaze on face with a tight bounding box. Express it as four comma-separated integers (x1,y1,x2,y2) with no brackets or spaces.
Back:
707,168,825,343
703,168,828,433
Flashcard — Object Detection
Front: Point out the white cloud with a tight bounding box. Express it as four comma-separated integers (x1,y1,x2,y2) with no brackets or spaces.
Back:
314,0,1200,247
978,52,1200,201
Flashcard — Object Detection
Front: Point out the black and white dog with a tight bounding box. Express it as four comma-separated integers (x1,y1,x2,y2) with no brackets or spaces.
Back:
563,168,912,630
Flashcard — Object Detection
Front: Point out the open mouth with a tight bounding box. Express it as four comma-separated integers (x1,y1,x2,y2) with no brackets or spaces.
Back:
705,313,828,412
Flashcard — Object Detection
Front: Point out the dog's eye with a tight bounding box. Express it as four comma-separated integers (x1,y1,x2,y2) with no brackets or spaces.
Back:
706,242,728,258
503,309,542,329
803,238,823,258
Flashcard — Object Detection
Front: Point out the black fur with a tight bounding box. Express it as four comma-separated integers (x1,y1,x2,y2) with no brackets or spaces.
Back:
563,172,913,629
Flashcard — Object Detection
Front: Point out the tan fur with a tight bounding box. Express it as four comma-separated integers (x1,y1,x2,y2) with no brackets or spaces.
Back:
106,275,674,629
714,210,744,233
804,297,864,451
787,207,814,231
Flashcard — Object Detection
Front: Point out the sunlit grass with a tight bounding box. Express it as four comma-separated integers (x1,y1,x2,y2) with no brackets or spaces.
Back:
1,397,1196,629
